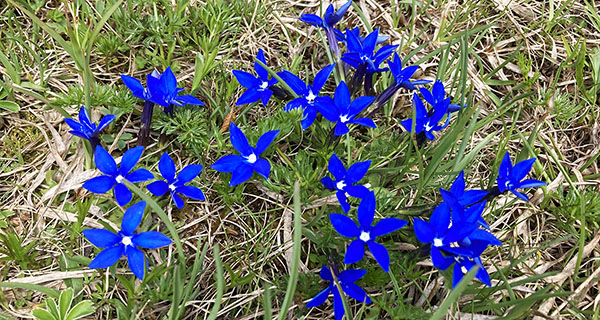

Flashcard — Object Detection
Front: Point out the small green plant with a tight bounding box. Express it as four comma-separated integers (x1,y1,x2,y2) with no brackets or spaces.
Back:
32,288,94,320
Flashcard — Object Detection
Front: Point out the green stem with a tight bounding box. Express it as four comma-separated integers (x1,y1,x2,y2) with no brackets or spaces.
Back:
330,266,353,320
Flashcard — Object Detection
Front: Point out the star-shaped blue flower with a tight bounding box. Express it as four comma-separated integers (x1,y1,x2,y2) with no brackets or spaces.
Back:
299,0,353,29
444,171,488,207
400,93,449,140
121,70,161,101
64,106,115,150
306,265,371,320
341,28,397,75
387,52,430,91
316,81,376,136
83,146,154,206
83,201,172,280
278,64,335,130
232,49,278,106
147,152,205,209
211,123,280,187
146,67,204,109
330,192,407,272
321,153,371,213
421,80,465,114
497,152,546,201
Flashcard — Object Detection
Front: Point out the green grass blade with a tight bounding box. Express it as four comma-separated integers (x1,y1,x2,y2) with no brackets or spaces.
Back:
429,266,479,320
0,282,60,299
207,245,224,320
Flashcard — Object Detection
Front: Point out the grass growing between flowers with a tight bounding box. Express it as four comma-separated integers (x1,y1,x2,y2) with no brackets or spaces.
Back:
0,0,599,319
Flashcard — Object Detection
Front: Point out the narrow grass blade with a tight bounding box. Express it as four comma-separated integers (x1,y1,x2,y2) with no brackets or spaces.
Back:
429,266,479,320
207,245,224,320
0,282,60,299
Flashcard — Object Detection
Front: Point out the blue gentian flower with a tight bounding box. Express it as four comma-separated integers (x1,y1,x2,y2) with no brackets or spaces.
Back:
121,70,161,101
64,106,115,150
211,123,280,186
316,81,376,136
83,201,172,280
387,52,431,91
232,49,278,106
330,192,407,271
306,265,371,320
440,187,490,230
147,153,205,209
400,93,449,140
341,28,397,75
299,0,353,29
444,171,488,207
421,80,465,114
321,153,371,213
278,64,335,129
334,27,389,46
83,146,154,206
497,152,546,201
146,67,204,109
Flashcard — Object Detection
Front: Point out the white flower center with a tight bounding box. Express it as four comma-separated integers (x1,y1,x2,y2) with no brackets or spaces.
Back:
121,236,132,246
336,180,346,190
169,184,176,191
433,238,443,247
306,91,317,103
246,153,257,164
424,122,433,131
115,175,124,183
339,114,350,123
259,81,269,90
359,231,371,242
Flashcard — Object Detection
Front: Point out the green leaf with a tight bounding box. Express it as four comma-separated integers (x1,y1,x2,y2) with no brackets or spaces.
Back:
0,101,20,112
0,282,60,299
65,301,95,320
430,266,479,320
32,309,57,320
58,288,74,318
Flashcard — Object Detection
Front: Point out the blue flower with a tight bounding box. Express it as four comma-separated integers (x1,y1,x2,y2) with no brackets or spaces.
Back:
306,265,371,320
497,152,546,201
400,93,449,140
330,192,407,271
83,201,172,280
64,106,115,150
421,80,465,114
316,81,376,136
387,52,430,91
341,28,397,75
146,67,204,109
121,70,161,101
232,49,278,106
321,153,371,213
83,146,154,206
299,1,353,29
334,27,389,46
147,153,205,209
278,64,335,129
444,171,488,207
211,123,280,186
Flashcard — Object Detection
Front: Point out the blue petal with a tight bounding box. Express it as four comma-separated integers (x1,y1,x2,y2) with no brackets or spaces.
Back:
83,229,120,248
121,201,145,235
120,146,144,175
459,190,488,206
332,287,344,320
450,171,466,195
64,118,86,135
172,192,185,209
126,246,146,280
133,231,172,249
83,175,115,194
430,202,451,234
338,269,366,283
412,93,428,121
176,95,204,106
356,191,375,229
236,87,260,105
161,67,178,95
420,87,436,106
254,49,269,80
259,89,273,106
232,70,260,88
177,164,203,184
94,147,118,176
431,246,453,270
255,130,280,155
517,179,546,189
367,241,390,272
511,190,530,201
230,163,253,186
329,213,360,238
334,122,350,136
229,123,252,156
345,185,370,199
469,229,502,246
497,152,513,192
78,106,92,128
371,218,408,237
147,180,168,196
278,70,307,95
344,239,365,264
312,64,335,94
114,183,132,206
320,265,333,281
336,191,351,213
346,160,370,184
284,97,305,112
177,186,206,201
211,155,243,173
147,73,168,107
252,158,271,180
350,117,376,128
321,176,335,190
328,153,346,180
88,246,123,269
120,75,146,99
159,152,176,182
299,14,324,27
97,114,115,132
306,287,331,308
400,118,414,132
334,81,351,111
315,97,338,122
301,105,317,129
127,169,154,183
342,283,371,304
452,263,464,289
413,218,434,243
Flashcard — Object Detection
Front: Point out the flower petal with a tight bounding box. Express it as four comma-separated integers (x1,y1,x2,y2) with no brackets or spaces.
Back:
329,213,360,238
133,231,172,249
512,158,536,181
312,64,335,94
126,246,146,280
334,122,350,136
229,123,252,156
259,89,273,106
413,218,434,243
230,163,253,187
343,283,371,304
371,218,408,237
172,192,185,209
332,287,344,320
97,114,116,132
211,155,243,173
177,164,203,184
299,14,324,27
127,169,154,183
83,175,115,194
94,147,118,176
344,239,365,264
232,70,259,88
517,179,546,189
346,160,371,184
147,180,168,196
278,70,307,95
252,158,271,180
120,75,145,99
430,202,451,234
83,229,120,248
120,146,144,176
315,97,338,122
255,130,280,155
321,176,335,190
121,201,146,235
236,87,261,105
345,184,370,199
338,269,367,283
350,117,376,128
306,287,330,308
367,241,390,272
254,49,269,80
177,186,205,201
348,96,375,117
88,246,123,269
431,246,453,270
356,191,375,229
334,81,351,111
176,94,204,106
336,191,351,213
328,153,346,180
159,152,176,182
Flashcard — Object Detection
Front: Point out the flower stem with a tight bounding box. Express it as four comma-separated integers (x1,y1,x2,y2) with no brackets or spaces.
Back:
137,100,155,147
